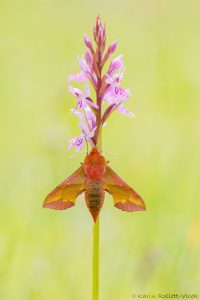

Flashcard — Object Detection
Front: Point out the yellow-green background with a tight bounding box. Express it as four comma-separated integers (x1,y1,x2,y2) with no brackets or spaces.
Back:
0,0,200,299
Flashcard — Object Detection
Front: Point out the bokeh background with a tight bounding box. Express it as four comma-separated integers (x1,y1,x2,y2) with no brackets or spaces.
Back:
0,0,200,299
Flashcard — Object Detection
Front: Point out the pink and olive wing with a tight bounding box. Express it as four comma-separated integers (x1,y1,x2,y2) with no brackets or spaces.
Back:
43,165,86,210
104,165,145,212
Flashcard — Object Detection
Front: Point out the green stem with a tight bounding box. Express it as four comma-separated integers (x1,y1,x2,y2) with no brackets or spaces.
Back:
92,216,99,300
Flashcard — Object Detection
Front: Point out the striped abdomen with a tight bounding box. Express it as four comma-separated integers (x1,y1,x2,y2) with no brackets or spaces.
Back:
85,180,105,222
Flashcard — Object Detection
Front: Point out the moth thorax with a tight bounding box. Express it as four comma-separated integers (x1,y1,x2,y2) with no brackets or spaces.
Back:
84,149,106,180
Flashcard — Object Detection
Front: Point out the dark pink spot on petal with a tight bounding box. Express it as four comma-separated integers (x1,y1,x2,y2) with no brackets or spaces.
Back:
115,87,119,94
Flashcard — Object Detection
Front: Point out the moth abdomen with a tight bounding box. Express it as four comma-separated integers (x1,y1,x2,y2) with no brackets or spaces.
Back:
85,180,105,222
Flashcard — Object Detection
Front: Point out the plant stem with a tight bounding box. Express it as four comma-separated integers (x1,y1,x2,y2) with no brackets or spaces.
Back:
92,216,99,300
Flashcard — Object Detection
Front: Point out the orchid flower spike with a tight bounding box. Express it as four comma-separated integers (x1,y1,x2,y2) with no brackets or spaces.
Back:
68,16,134,152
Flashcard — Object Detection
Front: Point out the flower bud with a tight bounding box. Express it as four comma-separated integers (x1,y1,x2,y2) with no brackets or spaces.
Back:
83,34,93,49
85,50,93,66
108,55,123,75
108,40,118,54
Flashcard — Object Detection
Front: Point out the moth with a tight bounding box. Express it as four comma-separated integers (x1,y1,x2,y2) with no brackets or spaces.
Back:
43,148,145,222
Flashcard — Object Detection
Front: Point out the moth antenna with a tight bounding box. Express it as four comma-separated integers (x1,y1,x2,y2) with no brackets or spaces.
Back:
68,152,83,159
103,150,119,156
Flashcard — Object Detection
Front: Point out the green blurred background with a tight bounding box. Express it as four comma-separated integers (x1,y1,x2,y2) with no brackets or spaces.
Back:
0,0,200,299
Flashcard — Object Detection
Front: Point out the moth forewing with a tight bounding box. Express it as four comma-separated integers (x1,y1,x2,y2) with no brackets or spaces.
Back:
103,165,146,212
43,165,86,210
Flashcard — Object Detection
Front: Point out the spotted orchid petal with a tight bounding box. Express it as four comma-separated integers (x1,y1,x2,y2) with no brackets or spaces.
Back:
68,86,87,110
117,104,135,118
84,106,96,130
78,56,93,74
68,135,85,152
80,122,96,140
70,107,97,149
77,56,97,88
81,124,96,148
72,107,96,130
103,69,130,104
69,85,98,110
68,121,97,152
105,69,125,85
103,85,130,104
68,72,86,83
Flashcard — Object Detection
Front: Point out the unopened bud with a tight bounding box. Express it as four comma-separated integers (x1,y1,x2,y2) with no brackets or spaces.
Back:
108,40,118,54
83,34,93,49
85,50,93,65
108,55,123,75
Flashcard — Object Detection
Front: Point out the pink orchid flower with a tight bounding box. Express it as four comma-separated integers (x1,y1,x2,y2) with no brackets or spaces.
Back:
69,107,97,151
104,72,130,103
77,57,97,87
103,71,133,117
69,85,98,110
68,135,85,152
